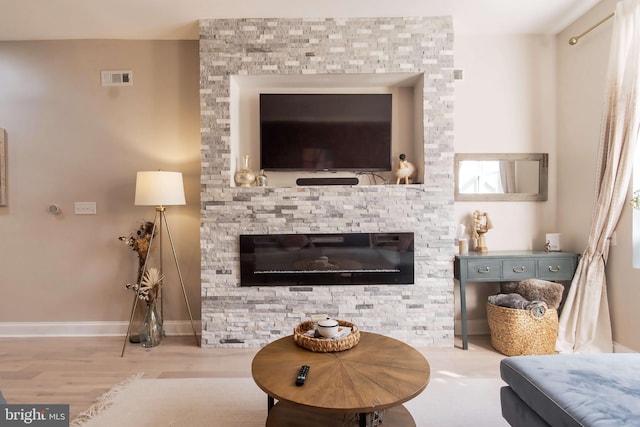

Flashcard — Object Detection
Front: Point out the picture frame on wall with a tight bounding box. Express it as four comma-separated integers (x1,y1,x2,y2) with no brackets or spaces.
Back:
0,128,6,206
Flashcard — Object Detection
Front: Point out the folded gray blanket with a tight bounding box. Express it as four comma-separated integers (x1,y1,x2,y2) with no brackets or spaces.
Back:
500,279,564,309
488,294,548,317
488,293,529,309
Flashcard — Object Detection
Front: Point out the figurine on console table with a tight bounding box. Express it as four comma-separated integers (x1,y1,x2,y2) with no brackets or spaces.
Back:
472,210,493,253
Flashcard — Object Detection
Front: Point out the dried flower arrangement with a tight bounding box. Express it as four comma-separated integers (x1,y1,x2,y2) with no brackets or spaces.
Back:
126,267,164,302
119,221,155,283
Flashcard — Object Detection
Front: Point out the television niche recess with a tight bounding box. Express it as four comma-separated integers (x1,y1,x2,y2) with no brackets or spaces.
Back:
259,93,392,172
239,232,414,286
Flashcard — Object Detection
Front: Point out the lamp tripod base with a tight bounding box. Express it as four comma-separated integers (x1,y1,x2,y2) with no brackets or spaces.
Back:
121,208,199,356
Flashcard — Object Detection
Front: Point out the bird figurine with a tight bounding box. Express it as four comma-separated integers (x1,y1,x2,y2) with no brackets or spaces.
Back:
394,153,416,185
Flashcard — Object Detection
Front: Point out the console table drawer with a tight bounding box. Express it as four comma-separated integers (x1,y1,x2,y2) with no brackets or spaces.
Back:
466,260,502,280
537,258,576,280
502,260,536,280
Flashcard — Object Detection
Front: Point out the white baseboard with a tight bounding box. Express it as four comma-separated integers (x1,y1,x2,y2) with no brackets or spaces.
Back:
0,321,202,337
7,321,633,352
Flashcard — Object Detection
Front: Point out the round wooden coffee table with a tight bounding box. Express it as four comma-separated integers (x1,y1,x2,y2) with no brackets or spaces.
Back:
252,331,430,427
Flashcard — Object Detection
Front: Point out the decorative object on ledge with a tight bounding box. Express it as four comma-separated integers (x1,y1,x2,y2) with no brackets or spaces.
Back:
393,153,416,184
255,169,268,187
234,154,256,187
293,319,360,352
121,170,199,356
472,210,493,253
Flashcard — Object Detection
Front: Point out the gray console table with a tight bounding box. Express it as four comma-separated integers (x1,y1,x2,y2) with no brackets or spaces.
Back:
453,251,579,350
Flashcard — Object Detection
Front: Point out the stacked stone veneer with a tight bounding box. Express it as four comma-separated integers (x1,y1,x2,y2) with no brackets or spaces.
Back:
199,17,455,348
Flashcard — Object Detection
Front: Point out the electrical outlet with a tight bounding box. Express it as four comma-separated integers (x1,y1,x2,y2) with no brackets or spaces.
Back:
74,201,96,215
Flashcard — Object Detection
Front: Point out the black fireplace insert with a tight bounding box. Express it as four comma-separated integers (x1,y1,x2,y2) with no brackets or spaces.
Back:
239,232,414,286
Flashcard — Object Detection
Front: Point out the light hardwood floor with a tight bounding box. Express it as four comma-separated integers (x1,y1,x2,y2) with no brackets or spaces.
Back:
0,335,505,419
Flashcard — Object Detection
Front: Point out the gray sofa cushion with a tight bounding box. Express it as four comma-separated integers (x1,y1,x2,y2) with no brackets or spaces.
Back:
0,390,5,404
501,386,550,427
501,354,640,427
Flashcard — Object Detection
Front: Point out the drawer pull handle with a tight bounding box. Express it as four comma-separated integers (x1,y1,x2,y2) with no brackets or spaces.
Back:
512,266,526,273
548,265,561,273
477,266,491,274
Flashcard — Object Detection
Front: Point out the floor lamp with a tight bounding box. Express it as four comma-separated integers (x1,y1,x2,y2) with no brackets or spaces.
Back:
121,170,199,356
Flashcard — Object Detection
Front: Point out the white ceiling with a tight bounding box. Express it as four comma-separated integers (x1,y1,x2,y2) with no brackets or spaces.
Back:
0,0,601,41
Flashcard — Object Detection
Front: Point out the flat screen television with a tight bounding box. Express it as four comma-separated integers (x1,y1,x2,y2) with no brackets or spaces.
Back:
259,93,392,171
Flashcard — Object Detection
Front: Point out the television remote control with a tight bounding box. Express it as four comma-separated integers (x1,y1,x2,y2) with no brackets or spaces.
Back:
295,365,310,386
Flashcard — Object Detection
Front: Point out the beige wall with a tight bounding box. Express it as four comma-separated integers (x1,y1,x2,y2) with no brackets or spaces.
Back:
3,17,636,350
453,3,640,351
0,40,201,329
453,34,558,333
557,0,640,352
0,36,559,336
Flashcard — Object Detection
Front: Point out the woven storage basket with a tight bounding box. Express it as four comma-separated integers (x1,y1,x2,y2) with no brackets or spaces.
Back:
487,302,558,356
293,320,360,352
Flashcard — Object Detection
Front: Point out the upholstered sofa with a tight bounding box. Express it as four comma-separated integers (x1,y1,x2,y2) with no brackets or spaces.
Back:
500,353,640,426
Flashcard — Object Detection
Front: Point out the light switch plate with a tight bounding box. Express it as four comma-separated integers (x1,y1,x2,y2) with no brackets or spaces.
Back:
101,70,133,86
74,201,96,215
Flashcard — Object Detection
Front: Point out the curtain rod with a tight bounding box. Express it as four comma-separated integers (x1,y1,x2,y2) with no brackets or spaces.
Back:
569,12,615,45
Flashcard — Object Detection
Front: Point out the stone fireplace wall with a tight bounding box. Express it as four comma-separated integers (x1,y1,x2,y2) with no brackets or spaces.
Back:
199,17,455,347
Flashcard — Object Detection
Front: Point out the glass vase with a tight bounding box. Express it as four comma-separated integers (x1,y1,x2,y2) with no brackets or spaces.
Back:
256,169,268,187
139,300,162,348
234,155,256,187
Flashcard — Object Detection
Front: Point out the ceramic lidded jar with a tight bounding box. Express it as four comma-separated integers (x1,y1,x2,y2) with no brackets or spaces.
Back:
317,318,339,338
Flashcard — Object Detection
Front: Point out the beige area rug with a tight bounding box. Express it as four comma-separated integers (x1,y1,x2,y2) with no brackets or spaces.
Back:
71,374,509,427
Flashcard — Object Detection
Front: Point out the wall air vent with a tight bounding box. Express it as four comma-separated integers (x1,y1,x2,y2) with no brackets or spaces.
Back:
101,70,133,87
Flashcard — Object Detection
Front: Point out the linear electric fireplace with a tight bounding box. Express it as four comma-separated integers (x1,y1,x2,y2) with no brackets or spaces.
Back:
240,232,414,286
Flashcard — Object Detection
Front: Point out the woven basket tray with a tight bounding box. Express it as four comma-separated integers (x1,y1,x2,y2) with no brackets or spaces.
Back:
293,320,360,352
487,302,558,356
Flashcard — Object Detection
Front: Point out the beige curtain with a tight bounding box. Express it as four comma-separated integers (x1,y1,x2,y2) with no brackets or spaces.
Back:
499,160,516,193
557,0,640,353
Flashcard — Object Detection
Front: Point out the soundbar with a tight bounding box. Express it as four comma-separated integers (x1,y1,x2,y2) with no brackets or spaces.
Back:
296,177,359,186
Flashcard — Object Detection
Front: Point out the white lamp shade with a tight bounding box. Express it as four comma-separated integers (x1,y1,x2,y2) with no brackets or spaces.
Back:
135,171,186,206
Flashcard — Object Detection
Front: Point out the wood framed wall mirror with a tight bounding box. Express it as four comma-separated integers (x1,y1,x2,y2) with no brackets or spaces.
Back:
454,153,548,201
